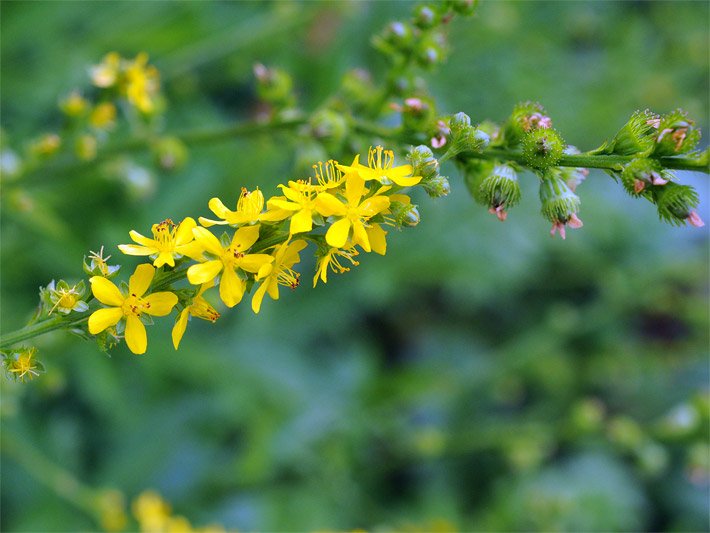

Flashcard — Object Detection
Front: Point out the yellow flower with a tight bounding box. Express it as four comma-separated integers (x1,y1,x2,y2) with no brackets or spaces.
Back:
313,246,360,287
187,225,274,308
90,52,121,88
172,283,220,349
267,180,324,234
88,264,178,355
75,134,98,161
251,239,307,314
315,173,390,252
59,91,88,117
45,280,89,315
312,160,345,190
132,491,171,532
84,246,121,277
30,133,61,156
338,145,422,186
118,217,203,268
89,102,117,130
199,187,287,227
123,52,160,113
4,347,43,382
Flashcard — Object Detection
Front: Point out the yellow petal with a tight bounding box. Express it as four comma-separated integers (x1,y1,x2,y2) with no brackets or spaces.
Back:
143,291,178,316
197,216,228,228
208,197,234,219
352,221,370,252
289,209,313,234
192,227,224,256
389,174,422,187
367,224,387,255
251,280,269,314
219,267,244,308
125,315,147,355
175,241,204,261
90,276,124,306
128,264,155,297
345,174,366,205
231,224,260,251
175,217,197,245
326,218,351,249
88,307,123,334
315,193,346,217
171,309,190,349
118,244,156,258
153,252,175,268
187,260,223,285
238,253,274,274
128,230,155,247
359,196,390,218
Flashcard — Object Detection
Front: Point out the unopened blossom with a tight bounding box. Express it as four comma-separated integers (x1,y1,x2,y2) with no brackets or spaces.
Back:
199,188,286,227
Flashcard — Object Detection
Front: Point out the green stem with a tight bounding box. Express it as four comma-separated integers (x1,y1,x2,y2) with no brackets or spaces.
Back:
0,311,93,350
1,429,99,515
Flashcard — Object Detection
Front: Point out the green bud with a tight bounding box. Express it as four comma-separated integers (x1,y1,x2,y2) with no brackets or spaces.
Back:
504,101,552,146
383,21,415,51
422,175,450,198
152,137,188,171
652,109,701,156
522,128,565,170
653,182,703,227
479,164,521,221
608,416,644,450
463,159,494,205
413,5,439,28
446,125,490,159
539,172,583,238
407,144,440,182
416,35,446,68
449,0,478,16
389,200,420,227
620,158,672,197
309,109,348,153
401,97,436,132
253,63,294,107
596,109,660,156
449,111,472,133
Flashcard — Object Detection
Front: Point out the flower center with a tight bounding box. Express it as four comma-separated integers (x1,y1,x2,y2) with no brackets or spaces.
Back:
151,219,177,251
123,294,151,317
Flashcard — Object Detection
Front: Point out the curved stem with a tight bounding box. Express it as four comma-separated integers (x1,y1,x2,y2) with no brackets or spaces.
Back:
0,311,93,350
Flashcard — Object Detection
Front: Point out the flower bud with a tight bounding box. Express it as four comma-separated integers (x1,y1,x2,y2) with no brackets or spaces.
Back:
416,35,447,68
422,175,450,198
463,160,494,206
597,109,660,156
446,125,489,159
407,145,440,181
449,0,478,16
30,133,61,157
620,158,671,196
653,182,703,227
413,5,439,28
504,101,552,146
479,164,521,221
652,109,701,156
59,91,88,118
560,146,588,192
539,172,583,239
152,137,188,171
75,134,98,161
253,63,294,107
522,128,564,170
401,97,436,132
449,112,472,133
382,21,415,51
309,109,348,153
389,200,420,227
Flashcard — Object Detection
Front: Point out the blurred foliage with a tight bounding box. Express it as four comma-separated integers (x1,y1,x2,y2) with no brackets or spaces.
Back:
1,1,708,531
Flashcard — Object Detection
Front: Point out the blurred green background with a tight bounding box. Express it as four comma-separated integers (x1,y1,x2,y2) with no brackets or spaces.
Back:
1,1,708,531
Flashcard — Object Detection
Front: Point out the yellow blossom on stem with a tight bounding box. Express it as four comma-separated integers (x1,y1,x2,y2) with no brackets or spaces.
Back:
338,145,422,186
123,52,160,113
89,102,117,130
4,347,43,382
313,245,360,287
118,217,203,268
199,187,286,227
88,264,178,355
251,239,307,313
268,180,331,234
172,283,220,349
59,91,88,117
187,225,274,308
84,246,121,277
315,173,390,252
90,52,121,88
312,160,346,190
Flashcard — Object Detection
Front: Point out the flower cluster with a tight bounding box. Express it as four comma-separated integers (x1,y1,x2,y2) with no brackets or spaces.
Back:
457,103,705,237
83,146,424,354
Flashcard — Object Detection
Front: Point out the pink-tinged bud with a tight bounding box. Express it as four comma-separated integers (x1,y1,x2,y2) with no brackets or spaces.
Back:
550,221,566,239
651,174,669,186
687,211,705,228
488,206,508,222
633,179,646,194
404,97,424,111
431,135,446,148
567,213,584,229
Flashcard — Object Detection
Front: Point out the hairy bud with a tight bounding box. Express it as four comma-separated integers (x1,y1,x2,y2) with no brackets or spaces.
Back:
539,172,583,239
522,128,565,170
654,182,703,227
652,109,701,157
